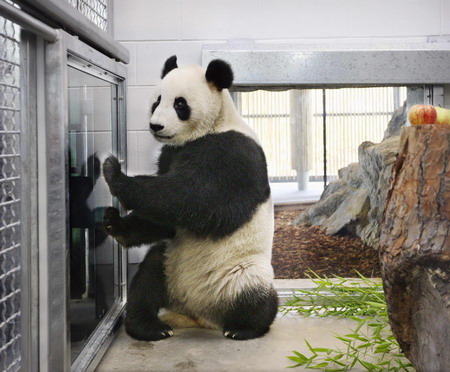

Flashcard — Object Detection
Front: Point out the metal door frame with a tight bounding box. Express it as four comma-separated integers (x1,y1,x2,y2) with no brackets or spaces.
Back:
32,30,127,372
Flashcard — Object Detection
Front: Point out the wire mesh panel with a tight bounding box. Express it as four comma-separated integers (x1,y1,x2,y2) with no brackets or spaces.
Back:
65,0,108,31
0,13,22,372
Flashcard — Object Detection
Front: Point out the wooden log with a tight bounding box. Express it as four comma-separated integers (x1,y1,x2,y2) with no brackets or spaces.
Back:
379,125,450,371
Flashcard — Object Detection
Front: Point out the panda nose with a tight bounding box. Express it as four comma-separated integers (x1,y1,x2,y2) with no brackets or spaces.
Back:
150,123,164,132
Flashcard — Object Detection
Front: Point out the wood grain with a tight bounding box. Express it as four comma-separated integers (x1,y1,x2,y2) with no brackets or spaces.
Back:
380,125,450,371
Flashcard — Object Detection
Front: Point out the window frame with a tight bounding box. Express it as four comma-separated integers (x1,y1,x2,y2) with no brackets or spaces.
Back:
202,44,450,88
22,30,127,372
208,45,450,188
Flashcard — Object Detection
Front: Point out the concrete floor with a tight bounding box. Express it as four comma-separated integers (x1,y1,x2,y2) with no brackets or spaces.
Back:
96,315,365,372
96,280,370,372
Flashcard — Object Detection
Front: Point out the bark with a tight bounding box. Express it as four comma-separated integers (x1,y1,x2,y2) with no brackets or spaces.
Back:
379,125,450,371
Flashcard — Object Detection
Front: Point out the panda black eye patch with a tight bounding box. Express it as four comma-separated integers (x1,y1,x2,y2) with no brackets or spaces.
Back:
151,95,161,114
173,97,191,121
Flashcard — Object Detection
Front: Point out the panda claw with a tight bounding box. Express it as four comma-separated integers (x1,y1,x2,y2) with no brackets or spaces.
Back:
161,330,173,338
224,331,230,337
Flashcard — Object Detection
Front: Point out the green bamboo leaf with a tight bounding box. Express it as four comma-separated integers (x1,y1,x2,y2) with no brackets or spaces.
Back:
324,357,347,367
335,336,352,342
308,362,329,369
292,351,306,357
356,342,373,349
305,339,318,356
287,357,308,366
365,301,385,308
287,356,303,363
284,272,412,371
287,363,305,368
357,359,378,370
375,341,392,348
310,347,333,354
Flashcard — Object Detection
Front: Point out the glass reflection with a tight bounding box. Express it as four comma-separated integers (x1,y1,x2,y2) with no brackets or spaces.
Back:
68,66,117,361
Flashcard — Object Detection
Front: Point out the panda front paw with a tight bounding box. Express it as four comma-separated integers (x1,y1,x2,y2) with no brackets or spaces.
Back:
102,155,123,196
103,207,123,237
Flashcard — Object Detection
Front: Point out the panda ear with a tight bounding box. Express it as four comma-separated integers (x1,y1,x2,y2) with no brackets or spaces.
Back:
205,59,233,91
161,55,178,79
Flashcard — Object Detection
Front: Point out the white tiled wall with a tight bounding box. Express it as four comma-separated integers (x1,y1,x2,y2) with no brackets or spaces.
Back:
127,86,155,130
114,0,182,41
135,41,211,85
180,0,441,40
442,1,450,35
115,0,449,261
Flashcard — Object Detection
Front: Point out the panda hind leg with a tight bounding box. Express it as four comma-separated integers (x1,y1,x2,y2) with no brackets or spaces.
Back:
222,286,279,341
125,242,173,341
159,312,218,330
159,312,199,329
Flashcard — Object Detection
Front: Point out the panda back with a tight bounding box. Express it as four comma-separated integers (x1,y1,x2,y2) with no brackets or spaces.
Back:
156,130,271,239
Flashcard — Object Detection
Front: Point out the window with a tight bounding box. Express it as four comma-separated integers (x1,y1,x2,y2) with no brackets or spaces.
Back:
236,87,407,186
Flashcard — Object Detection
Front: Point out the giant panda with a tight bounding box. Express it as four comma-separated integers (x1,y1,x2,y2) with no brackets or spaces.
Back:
102,55,278,342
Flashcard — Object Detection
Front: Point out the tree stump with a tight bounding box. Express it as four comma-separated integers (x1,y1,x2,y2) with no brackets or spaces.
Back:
379,125,450,371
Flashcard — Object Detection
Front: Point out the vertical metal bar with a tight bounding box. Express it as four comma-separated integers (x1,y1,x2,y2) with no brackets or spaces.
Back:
20,30,40,372
39,35,70,372
431,85,444,107
393,87,400,110
118,80,128,303
322,89,327,187
424,85,433,105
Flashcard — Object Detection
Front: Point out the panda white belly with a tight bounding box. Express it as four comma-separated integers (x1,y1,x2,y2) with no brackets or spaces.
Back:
164,197,274,325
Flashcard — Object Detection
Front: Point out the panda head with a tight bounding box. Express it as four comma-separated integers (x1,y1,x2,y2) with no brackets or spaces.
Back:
149,56,234,146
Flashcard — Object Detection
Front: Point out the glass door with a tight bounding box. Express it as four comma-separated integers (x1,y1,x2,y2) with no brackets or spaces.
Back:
67,65,121,362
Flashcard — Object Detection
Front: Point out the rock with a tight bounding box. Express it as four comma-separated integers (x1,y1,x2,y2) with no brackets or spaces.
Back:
337,162,363,188
383,102,407,140
357,135,400,248
295,186,352,226
324,188,370,235
295,102,407,249
320,178,348,201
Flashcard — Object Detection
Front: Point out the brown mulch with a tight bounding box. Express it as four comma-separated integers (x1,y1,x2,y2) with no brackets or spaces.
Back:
272,208,381,279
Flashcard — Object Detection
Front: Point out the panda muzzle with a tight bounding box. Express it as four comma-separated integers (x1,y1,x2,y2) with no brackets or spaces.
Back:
150,123,165,132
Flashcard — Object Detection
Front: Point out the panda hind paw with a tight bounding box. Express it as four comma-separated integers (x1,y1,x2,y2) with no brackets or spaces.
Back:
126,320,174,341
223,327,270,341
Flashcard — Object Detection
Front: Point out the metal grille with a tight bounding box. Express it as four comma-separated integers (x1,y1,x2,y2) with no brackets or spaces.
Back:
65,0,108,31
0,13,22,372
